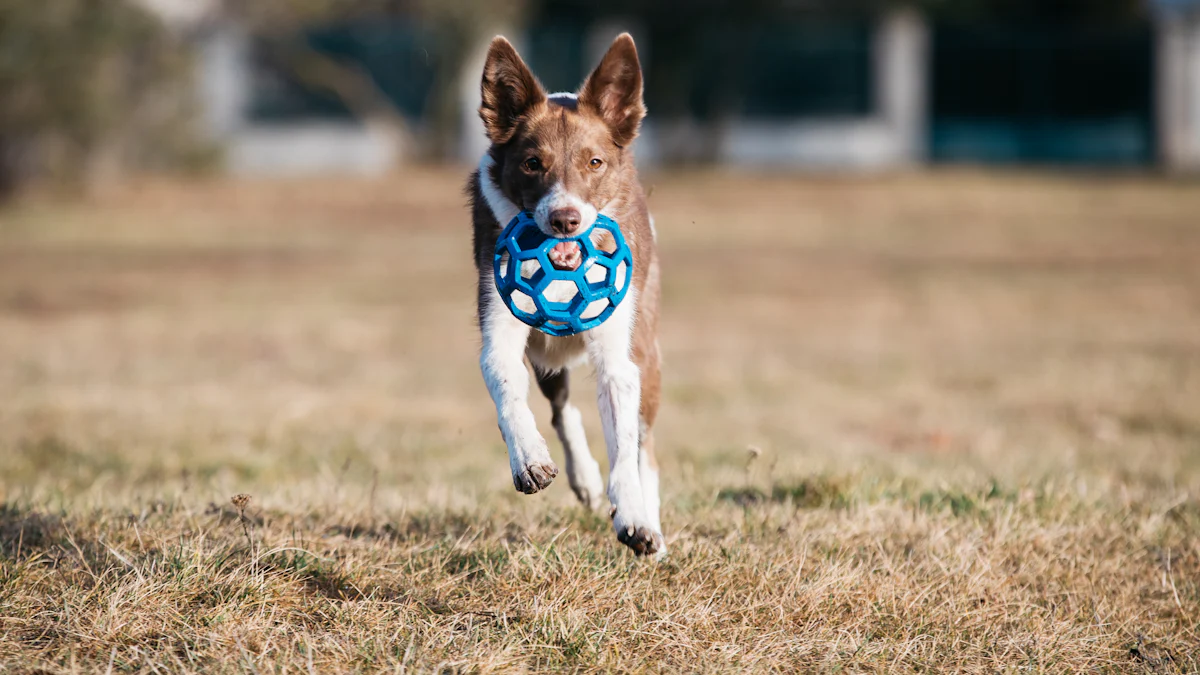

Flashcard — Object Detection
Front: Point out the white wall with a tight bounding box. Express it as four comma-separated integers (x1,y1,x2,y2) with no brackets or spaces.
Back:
196,25,248,139
1158,9,1200,170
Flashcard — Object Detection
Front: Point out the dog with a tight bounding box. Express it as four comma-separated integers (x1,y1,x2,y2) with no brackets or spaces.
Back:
468,33,664,556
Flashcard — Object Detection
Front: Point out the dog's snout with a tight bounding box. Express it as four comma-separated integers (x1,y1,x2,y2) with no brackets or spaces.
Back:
549,208,582,235
533,185,597,236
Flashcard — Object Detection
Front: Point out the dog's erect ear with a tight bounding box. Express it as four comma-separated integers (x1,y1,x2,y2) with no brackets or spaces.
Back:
479,37,545,145
579,33,645,147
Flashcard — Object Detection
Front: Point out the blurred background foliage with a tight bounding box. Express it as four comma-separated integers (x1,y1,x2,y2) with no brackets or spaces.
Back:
0,0,1166,200
0,0,537,199
0,1,211,199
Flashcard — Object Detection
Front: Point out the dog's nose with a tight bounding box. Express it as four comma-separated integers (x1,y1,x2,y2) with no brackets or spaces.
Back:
548,208,581,235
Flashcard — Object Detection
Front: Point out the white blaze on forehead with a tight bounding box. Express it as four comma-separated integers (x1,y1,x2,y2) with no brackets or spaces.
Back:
547,92,578,106
533,182,598,236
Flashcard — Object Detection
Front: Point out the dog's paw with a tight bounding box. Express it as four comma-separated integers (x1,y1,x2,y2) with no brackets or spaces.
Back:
512,460,559,494
616,524,664,556
566,462,605,510
612,511,664,557
570,481,604,511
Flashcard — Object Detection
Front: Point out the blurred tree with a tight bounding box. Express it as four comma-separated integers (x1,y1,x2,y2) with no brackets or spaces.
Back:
413,0,533,161
220,0,530,160
0,0,212,201
220,0,405,139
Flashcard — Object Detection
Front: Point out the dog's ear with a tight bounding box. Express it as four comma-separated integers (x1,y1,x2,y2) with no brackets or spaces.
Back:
479,37,545,145
579,33,645,147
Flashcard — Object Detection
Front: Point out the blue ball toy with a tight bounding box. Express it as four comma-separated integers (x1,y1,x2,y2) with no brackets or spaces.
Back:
493,212,633,337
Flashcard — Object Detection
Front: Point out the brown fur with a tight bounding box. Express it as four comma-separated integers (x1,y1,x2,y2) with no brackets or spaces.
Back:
468,34,662,496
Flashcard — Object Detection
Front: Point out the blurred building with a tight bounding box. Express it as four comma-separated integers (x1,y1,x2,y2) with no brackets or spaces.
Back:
173,1,1200,172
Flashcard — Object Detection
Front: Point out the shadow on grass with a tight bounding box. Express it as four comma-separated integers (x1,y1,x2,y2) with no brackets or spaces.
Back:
0,503,478,615
717,478,1024,518
257,548,369,601
717,478,852,509
0,503,62,558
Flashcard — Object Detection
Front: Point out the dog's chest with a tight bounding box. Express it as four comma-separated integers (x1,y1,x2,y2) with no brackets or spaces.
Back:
526,331,589,372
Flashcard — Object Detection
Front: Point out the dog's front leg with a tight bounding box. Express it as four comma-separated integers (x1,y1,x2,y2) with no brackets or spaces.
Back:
480,293,558,494
587,295,664,556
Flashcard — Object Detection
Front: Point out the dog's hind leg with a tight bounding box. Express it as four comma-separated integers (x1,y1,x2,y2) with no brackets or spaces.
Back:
636,339,663,541
632,257,665,546
536,368,605,510
587,296,662,556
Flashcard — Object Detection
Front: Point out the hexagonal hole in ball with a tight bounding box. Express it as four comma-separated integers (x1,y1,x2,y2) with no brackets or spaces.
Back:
584,262,607,284
543,278,579,304
581,298,609,320
510,289,536,314
497,250,511,281
520,258,540,280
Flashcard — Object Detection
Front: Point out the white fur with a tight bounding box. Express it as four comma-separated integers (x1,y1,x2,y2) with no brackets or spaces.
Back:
554,403,604,510
547,92,578,105
533,182,599,237
478,154,520,225
478,152,661,550
639,346,663,536
640,452,661,534
583,288,659,546
527,334,589,373
478,272,556,488
477,156,555,488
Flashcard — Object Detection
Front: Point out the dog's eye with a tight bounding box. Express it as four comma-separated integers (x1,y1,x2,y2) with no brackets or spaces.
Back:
589,158,604,170
523,157,542,172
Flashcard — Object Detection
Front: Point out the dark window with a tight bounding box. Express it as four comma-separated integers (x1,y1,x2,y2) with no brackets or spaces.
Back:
524,17,589,94
739,21,873,119
930,23,1154,164
644,18,874,121
523,11,875,122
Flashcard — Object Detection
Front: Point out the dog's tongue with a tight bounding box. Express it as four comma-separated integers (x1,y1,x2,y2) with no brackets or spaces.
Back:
548,241,582,271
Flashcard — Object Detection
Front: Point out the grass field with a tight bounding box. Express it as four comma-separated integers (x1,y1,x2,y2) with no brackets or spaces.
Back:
1,169,1199,672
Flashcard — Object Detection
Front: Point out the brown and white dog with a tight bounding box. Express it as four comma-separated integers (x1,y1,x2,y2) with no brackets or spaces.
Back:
468,34,664,556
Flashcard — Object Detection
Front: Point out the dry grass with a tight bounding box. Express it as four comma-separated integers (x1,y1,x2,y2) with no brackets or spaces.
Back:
1,168,1199,672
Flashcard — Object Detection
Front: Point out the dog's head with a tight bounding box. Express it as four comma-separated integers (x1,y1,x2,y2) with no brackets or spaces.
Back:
479,33,645,239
